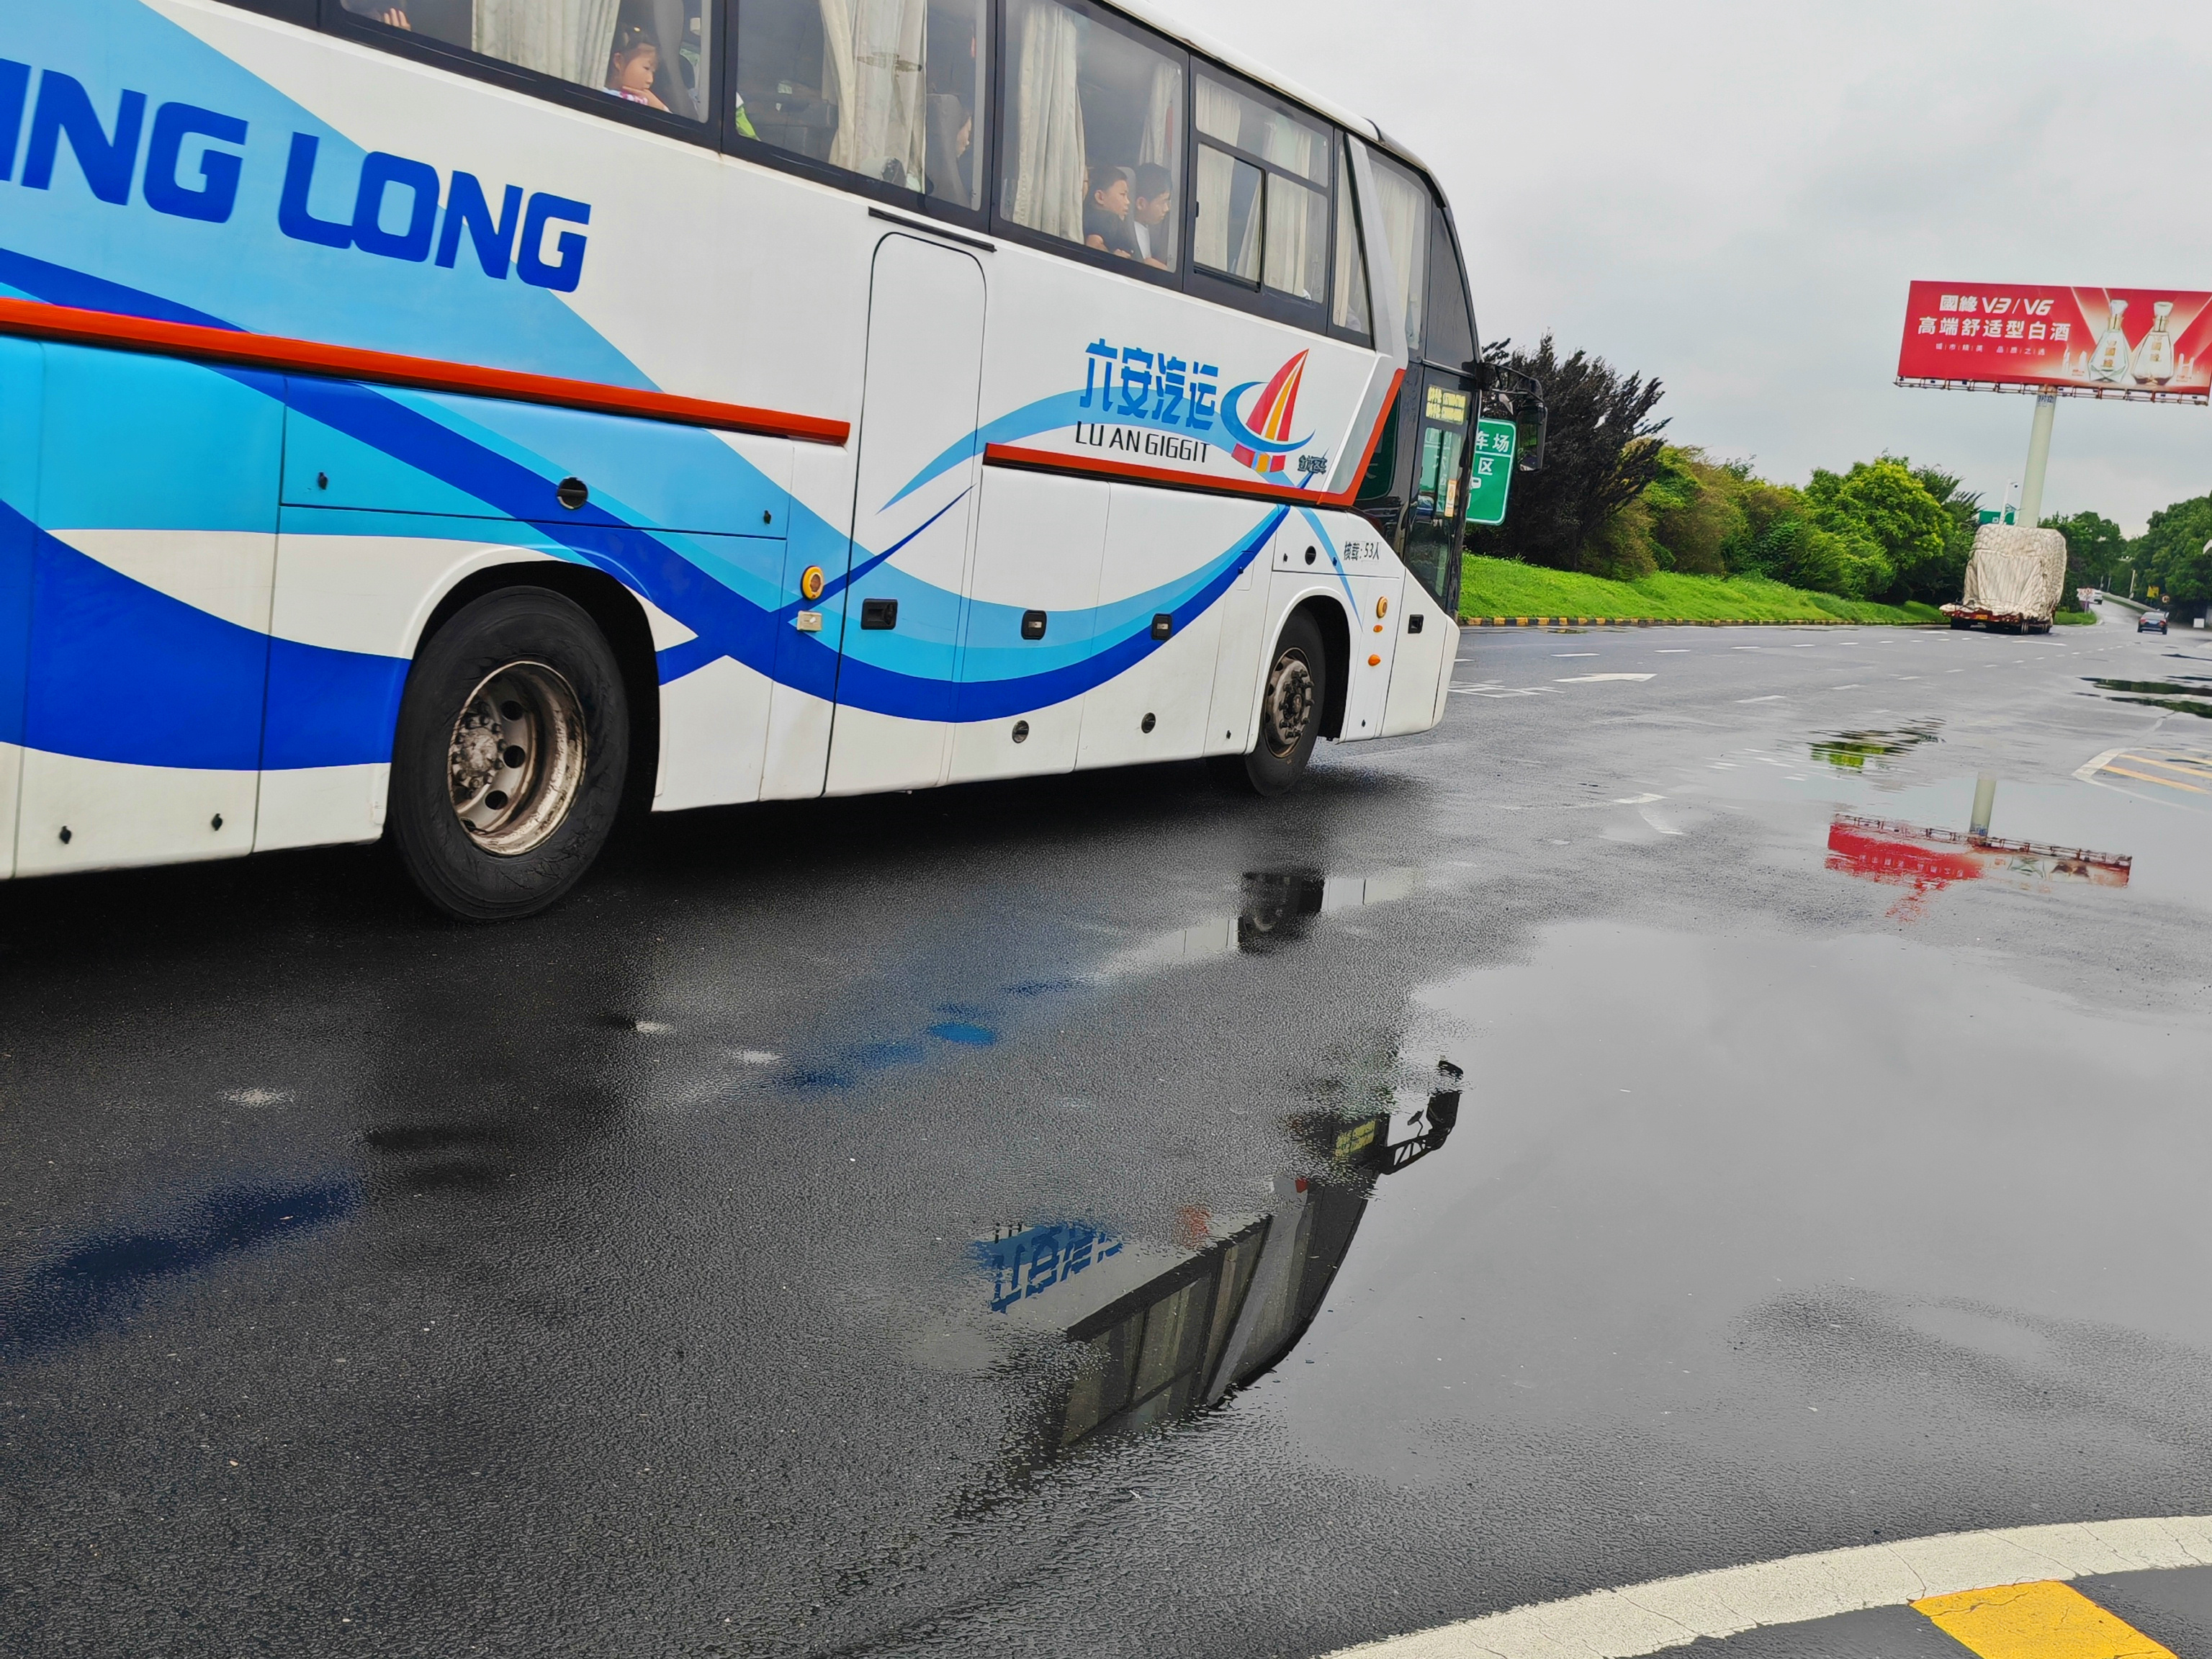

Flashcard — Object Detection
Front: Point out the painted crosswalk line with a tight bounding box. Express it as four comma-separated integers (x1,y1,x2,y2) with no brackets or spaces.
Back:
1322,1516,2212,1658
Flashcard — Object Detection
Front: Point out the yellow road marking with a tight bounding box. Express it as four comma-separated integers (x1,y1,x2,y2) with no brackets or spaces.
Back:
1914,1580,2176,1658
2118,751,2212,779
2099,764,2208,793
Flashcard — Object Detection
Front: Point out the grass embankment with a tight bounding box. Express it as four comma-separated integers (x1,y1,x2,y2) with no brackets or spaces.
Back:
1459,554,1946,626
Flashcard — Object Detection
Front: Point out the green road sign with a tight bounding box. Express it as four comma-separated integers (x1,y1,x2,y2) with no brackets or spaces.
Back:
1466,418,1516,527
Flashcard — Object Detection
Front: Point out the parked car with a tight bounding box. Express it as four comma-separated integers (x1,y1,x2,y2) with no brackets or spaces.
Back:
2140,611,2169,634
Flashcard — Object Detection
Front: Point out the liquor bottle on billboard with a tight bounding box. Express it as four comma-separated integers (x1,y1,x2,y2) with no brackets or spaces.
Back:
2088,300,2135,383
2132,300,2177,385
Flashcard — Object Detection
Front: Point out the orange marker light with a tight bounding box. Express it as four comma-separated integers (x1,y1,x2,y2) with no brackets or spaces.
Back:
800,565,826,601
1367,653,1382,666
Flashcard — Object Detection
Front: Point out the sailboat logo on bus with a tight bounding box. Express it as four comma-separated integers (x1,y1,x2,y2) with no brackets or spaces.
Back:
1223,351,1314,475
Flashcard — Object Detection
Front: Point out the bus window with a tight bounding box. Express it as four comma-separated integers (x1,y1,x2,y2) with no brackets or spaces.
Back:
351,1,715,122
1403,372,1473,612
999,0,1184,272
1424,203,1477,370
735,0,989,208
1192,75,1328,303
1365,149,1428,359
1330,137,1371,338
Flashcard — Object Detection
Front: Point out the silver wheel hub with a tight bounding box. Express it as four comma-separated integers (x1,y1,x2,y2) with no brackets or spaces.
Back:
1262,650,1316,758
447,661,587,856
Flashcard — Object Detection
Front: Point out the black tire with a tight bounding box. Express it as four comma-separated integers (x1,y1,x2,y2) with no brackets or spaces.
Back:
1948,616,1972,629
389,587,630,921
1223,611,1328,797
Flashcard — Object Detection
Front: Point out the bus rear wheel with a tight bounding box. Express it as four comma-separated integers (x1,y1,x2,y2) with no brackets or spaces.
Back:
1222,611,1328,797
390,587,630,920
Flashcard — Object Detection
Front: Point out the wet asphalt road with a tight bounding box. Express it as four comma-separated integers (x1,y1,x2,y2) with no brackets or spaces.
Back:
4,605,2211,1658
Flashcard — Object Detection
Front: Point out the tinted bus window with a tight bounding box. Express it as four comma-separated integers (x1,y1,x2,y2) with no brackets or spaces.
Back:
342,0,714,122
1193,75,1327,303
1424,204,1475,369
1000,0,1184,271
1366,149,1428,358
735,0,987,207
1330,137,1371,338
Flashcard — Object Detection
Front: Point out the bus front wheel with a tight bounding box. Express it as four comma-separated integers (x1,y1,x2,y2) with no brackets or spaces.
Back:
1224,611,1328,797
390,587,631,920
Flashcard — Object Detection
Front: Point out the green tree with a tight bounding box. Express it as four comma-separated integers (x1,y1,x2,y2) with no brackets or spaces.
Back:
1905,464,1980,605
1467,335,1668,577
2135,495,2212,607
2041,510,2124,611
1640,446,1745,575
1804,459,1951,600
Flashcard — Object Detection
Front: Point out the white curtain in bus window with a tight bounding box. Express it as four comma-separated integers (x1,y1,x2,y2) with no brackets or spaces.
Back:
467,0,709,120
1002,0,1085,241
735,0,984,204
1367,150,1428,357
1194,80,1257,279
1263,173,1326,300
1002,4,1182,269
819,0,925,186
1197,75,1326,300
1331,138,1371,336
1131,61,1181,269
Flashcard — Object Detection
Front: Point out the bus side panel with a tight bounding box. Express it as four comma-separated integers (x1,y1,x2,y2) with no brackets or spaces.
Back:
0,340,42,882
948,469,1109,783
1381,578,1453,737
1076,490,1264,772
16,348,280,876
258,513,559,851
1202,518,1275,760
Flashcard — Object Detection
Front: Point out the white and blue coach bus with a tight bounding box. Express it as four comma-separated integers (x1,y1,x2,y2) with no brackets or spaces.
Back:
0,0,1483,917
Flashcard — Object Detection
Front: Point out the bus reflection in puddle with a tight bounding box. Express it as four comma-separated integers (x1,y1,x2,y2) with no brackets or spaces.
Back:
974,1061,1462,1475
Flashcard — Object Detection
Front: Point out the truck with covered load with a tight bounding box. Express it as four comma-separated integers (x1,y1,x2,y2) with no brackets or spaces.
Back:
1943,524,2069,634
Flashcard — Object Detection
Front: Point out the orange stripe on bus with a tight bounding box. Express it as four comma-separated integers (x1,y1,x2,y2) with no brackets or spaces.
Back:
0,297,850,445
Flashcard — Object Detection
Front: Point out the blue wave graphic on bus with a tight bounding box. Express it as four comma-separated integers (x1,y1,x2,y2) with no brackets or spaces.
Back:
0,270,1289,768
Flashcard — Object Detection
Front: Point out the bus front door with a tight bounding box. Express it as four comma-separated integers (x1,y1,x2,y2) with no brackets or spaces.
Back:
822,235,987,795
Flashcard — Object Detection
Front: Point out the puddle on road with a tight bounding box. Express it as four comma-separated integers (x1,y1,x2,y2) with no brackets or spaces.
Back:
773,863,1447,1092
2082,675,2212,719
972,1063,1465,1478
1809,722,1943,771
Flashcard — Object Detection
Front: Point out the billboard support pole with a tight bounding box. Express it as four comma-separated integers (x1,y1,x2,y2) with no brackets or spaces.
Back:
2018,392,2058,526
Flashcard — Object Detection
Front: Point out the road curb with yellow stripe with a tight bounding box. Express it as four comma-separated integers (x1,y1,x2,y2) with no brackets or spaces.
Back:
1457,615,1863,628
1323,1516,2212,1658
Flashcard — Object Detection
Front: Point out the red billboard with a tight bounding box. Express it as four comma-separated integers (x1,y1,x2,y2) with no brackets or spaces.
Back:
1897,282,2212,399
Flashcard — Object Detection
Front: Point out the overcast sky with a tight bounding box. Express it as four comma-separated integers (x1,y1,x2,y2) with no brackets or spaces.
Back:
1175,0,2212,534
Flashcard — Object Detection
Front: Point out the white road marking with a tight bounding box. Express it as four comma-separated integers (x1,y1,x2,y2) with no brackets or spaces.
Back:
1655,649,1691,654
1832,684,1862,690
1557,673,1655,683
1613,793,1665,804
1321,1514,2212,1658
1737,694,1786,703
1555,652,1600,657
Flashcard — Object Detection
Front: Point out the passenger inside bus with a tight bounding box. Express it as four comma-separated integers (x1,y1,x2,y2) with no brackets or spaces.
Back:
1130,163,1175,269
999,0,1182,267
1084,165,1138,258
606,26,669,109
343,1,710,122
736,0,989,211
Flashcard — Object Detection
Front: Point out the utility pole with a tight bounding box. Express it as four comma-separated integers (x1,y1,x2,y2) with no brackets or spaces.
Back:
2018,392,2058,526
